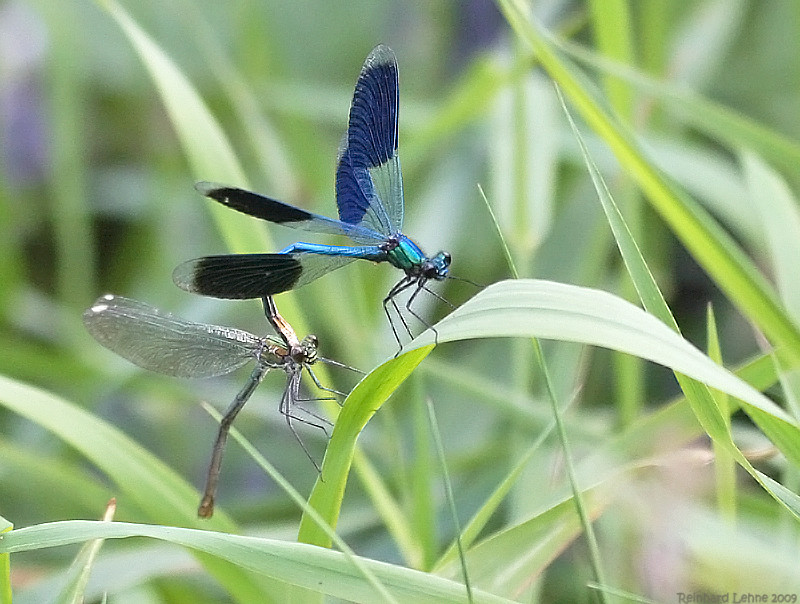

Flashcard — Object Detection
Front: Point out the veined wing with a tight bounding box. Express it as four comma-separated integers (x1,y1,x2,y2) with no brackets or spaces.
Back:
195,182,385,245
336,44,404,237
172,253,360,300
83,295,273,378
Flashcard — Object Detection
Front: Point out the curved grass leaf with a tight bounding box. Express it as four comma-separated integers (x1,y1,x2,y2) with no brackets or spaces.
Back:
299,278,800,548
0,518,10,604
563,97,799,517
496,0,800,367
298,347,432,545
0,375,267,602
0,521,514,604
554,38,800,176
56,499,116,604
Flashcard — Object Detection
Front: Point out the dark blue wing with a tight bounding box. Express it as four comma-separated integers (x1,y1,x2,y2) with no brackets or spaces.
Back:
336,45,404,236
196,182,384,245
173,253,359,299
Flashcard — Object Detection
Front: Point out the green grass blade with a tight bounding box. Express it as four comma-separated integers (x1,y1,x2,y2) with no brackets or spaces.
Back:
555,37,800,175
0,375,266,602
35,0,94,310
298,346,432,546
496,0,800,366
98,0,267,257
588,0,635,117
204,403,397,604
0,518,11,604
411,385,436,570
562,99,800,516
426,399,473,603
55,499,116,604
706,306,736,522
743,151,800,326
413,280,800,472
0,521,516,604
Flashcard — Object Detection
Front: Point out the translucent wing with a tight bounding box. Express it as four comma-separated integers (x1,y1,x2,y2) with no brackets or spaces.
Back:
83,295,272,378
336,44,404,236
196,182,385,245
172,253,359,299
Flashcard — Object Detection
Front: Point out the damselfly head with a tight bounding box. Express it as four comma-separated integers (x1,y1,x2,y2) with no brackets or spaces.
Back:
291,334,318,365
423,251,451,281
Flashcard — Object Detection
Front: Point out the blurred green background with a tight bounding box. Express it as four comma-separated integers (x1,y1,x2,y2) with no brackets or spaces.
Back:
2,0,800,601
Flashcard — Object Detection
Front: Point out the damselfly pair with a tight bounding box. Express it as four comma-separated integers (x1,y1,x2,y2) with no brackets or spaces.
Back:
85,45,461,517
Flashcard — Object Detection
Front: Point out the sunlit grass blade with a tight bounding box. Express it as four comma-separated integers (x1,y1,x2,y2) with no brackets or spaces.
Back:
0,375,266,601
561,94,800,516
564,93,797,508
588,0,635,117
0,518,10,604
300,277,800,551
298,347,432,546
555,37,800,175
203,402,397,604
743,151,800,326
484,138,607,600
55,499,116,604
179,3,298,199
426,399,473,603
496,0,800,367
706,306,736,521
97,0,270,256
410,280,800,476
0,521,517,604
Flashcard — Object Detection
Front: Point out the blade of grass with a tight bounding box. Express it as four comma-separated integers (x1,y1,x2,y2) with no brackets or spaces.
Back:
706,305,736,522
588,0,635,116
481,176,607,599
56,499,116,604
588,0,646,429
412,381,436,570
553,36,800,176
496,0,800,366
529,335,608,603
33,0,94,310
0,518,11,604
0,521,518,604
0,374,266,602
560,89,800,518
426,399,473,603
98,0,264,252
297,347,432,546
203,402,397,604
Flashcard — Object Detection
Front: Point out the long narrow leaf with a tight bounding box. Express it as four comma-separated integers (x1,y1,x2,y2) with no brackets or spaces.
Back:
0,521,514,604
496,0,800,367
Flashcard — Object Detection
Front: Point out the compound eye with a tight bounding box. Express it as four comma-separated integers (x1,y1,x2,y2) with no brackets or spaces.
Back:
442,252,452,265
